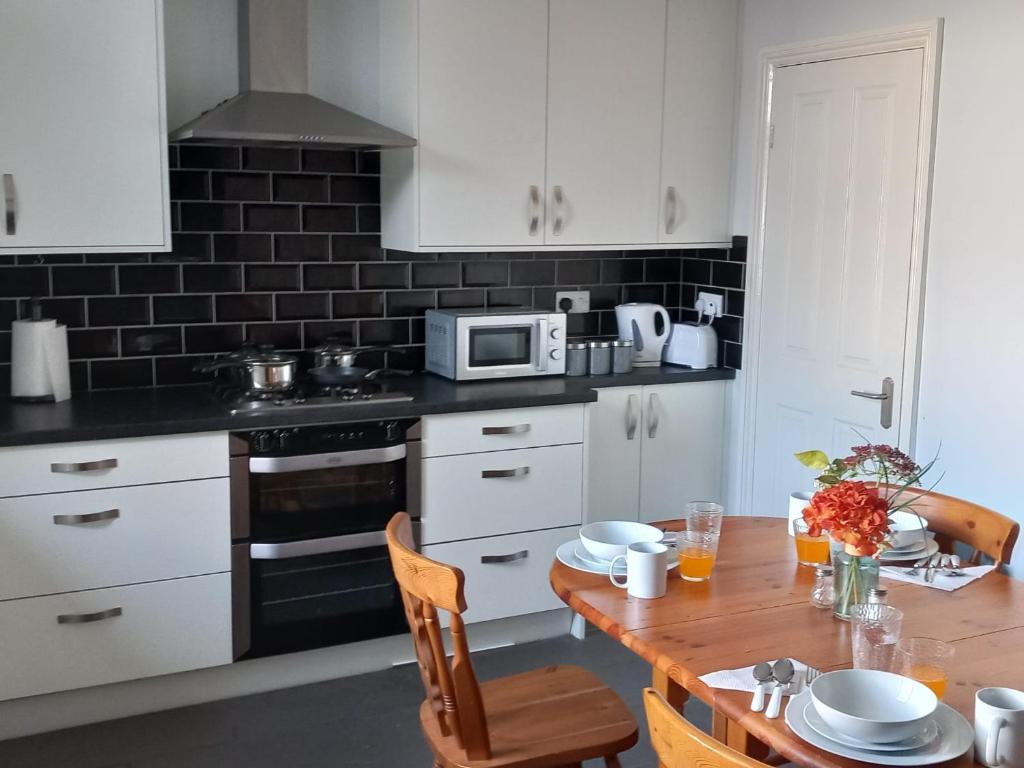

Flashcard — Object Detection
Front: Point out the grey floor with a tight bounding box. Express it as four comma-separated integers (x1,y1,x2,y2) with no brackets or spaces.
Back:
0,631,712,768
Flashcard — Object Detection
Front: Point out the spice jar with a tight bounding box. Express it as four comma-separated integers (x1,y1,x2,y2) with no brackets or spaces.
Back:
587,341,612,375
810,565,835,610
610,340,634,374
865,586,888,605
565,342,588,376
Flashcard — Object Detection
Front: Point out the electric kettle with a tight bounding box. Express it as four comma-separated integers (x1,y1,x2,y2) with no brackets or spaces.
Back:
614,303,671,366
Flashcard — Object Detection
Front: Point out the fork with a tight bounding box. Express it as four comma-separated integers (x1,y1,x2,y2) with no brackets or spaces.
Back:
802,666,822,692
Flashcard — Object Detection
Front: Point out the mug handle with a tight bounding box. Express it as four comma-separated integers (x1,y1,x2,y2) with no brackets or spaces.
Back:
986,717,1006,767
609,555,628,588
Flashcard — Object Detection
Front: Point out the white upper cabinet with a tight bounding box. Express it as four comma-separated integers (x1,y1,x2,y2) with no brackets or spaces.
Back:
417,0,549,248
0,0,170,254
374,0,736,251
545,0,666,246
659,0,738,245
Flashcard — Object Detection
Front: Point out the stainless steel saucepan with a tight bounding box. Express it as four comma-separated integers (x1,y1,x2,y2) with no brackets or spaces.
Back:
199,346,298,393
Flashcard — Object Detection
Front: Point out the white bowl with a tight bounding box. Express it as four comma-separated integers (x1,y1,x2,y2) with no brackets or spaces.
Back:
810,669,937,744
578,521,664,563
889,510,930,550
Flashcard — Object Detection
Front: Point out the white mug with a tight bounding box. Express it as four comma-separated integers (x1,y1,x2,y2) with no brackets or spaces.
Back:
609,542,668,599
788,491,814,536
976,687,1024,767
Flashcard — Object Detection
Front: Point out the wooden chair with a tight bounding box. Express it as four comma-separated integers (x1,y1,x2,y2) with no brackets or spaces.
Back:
386,512,638,768
896,487,1019,566
643,688,769,768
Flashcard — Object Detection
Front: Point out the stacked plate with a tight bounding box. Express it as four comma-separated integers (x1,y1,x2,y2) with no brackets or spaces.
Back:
555,521,677,575
880,511,938,562
785,670,974,765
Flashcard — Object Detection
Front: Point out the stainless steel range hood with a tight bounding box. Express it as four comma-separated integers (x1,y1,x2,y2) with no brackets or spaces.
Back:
169,0,415,150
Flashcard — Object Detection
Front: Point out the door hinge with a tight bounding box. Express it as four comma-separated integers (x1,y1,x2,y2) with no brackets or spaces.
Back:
769,124,775,149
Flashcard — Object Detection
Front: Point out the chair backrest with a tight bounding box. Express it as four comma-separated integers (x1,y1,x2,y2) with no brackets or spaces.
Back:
896,488,1019,566
386,512,491,761
643,689,768,768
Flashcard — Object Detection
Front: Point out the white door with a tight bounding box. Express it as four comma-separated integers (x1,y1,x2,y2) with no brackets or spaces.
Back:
659,0,738,245
417,0,549,247
639,381,725,522
585,387,643,523
751,50,925,509
546,0,666,245
0,0,168,253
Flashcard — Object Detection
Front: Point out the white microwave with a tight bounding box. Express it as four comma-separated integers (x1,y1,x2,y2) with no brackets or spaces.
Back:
424,308,567,380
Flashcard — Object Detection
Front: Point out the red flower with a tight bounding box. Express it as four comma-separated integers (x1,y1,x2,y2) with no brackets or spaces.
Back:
803,480,890,556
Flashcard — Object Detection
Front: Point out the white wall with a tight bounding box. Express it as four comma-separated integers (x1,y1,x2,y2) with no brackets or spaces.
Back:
731,0,1024,573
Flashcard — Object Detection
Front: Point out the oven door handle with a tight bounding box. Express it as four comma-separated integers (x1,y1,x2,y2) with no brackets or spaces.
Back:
248,444,406,474
249,531,388,560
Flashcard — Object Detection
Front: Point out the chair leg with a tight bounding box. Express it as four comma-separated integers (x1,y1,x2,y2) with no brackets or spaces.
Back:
604,755,623,768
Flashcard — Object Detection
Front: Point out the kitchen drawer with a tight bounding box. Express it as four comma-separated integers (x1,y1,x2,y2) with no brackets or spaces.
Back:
0,432,229,497
0,573,232,701
419,404,584,458
423,526,575,625
420,444,583,544
0,478,230,601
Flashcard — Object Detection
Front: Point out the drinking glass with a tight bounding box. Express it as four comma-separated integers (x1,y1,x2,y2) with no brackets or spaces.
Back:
677,530,720,582
793,519,830,566
686,501,724,535
897,637,954,699
850,604,904,672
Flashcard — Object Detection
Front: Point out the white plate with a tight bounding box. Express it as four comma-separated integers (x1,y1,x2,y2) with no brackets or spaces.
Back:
785,689,973,765
803,695,940,751
879,538,939,562
887,531,937,552
555,541,677,575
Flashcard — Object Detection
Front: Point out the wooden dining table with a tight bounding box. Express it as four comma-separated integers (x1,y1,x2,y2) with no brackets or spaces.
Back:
549,517,1024,768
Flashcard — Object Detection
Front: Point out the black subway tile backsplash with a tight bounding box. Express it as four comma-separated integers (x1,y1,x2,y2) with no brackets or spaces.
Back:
0,145,744,391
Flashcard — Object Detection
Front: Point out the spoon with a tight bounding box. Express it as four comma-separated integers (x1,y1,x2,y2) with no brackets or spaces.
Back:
765,658,795,719
750,662,773,712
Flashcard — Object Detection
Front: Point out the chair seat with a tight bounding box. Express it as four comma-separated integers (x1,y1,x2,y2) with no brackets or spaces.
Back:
420,664,639,768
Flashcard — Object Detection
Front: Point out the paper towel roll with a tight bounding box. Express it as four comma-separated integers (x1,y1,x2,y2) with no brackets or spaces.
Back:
11,318,71,402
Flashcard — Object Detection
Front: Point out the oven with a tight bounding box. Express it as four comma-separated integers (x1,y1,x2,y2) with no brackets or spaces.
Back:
229,420,419,660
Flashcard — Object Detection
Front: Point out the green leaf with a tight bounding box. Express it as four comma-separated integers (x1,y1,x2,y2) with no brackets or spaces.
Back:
794,450,831,470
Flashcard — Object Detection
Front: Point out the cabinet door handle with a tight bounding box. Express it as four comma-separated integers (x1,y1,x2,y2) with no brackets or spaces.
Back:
528,185,541,236
552,186,565,236
57,607,122,625
481,466,530,479
665,186,679,235
626,394,639,440
50,458,118,473
53,508,120,526
647,393,661,439
481,550,529,564
481,424,530,435
2,173,15,235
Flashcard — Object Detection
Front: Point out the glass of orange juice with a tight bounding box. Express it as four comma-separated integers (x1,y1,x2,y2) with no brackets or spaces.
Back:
677,530,720,582
793,519,831,567
897,637,955,699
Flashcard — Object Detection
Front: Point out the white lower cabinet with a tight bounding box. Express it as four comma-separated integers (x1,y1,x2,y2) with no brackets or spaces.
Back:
423,527,575,625
0,573,232,701
586,381,727,523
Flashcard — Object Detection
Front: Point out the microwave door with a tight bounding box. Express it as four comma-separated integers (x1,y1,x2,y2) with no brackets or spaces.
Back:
460,322,535,378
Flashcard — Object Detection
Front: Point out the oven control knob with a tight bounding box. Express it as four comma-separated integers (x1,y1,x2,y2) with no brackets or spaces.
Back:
549,349,563,360
549,327,562,340
252,432,270,452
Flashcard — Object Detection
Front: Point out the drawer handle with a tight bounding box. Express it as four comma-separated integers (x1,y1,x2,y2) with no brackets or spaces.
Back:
50,458,119,474
481,550,529,564
53,508,120,526
57,607,123,625
481,467,530,479
481,424,530,435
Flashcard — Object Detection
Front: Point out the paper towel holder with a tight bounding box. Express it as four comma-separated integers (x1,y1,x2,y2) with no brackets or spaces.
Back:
10,297,72,404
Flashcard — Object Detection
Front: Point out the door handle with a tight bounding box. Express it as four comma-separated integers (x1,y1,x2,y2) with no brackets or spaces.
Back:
851,377,894,429
528,185,541,236
53,508,120,526
626,394,639,440
647,393,661,439
552,186,565,236
481,550,528,564
665,186,679,235
481,466,530,479
57,607,123,625
3,174,15,235
50,458,118,473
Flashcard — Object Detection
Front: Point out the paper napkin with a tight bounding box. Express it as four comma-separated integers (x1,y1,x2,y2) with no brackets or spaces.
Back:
880,564,995,592
699,659,812,693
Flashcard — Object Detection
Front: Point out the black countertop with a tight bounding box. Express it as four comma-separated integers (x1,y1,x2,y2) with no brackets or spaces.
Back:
0,366,734,447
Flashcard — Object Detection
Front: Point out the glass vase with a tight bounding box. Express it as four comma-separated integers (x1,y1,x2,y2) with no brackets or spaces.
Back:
832,548,880,620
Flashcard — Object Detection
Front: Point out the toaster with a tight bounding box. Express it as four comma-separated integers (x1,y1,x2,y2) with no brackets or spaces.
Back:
664,323,718,369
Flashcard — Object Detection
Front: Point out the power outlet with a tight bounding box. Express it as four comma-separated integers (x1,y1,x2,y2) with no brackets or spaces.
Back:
696,291,724,318
556,290,590,314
